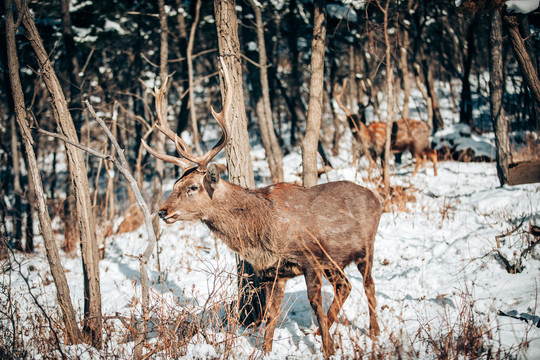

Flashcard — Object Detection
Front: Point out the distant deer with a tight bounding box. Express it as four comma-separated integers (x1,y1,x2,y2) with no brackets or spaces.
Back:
335,79,438,177
142,58,382,357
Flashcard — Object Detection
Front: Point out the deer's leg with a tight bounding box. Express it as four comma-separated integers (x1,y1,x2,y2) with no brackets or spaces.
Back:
304,269,334,357
261,278,286,353
429,149,438,176
357,255,379,337
315,268,351,336
412,152,423,176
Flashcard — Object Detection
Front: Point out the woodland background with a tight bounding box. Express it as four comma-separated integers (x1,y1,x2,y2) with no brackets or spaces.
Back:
0,0,539,358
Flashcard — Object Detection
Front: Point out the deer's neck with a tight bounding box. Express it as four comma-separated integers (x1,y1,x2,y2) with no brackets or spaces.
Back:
201,181,280,269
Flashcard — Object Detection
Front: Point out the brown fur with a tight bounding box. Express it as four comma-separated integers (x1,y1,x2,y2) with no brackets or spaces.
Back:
159,168,382,357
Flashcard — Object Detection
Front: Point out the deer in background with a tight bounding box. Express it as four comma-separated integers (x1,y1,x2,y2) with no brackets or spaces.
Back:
142,58,382,358
335,79,438,177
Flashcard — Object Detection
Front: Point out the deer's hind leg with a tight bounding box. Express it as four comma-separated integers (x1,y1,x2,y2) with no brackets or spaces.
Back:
304,268,334,357
315,268,351,335
356,253,379,337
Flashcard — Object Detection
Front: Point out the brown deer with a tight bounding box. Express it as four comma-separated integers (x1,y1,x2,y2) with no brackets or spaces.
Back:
335,79,437,177
142,58,382,357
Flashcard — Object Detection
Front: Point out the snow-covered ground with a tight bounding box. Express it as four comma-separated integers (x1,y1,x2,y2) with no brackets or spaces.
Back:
3,134,539,358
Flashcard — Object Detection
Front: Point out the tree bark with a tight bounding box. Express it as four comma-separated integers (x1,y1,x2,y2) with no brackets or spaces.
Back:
490,10,511,186
502,11,540,129
287,0,303,146
5,0,83,344
15,0,102,347
399,27,411,119
302,0,327,188
247,0,284,183
380,0,394,191
214,0,261,327
10,114,23,250
187,0,202,155
460,16,478,127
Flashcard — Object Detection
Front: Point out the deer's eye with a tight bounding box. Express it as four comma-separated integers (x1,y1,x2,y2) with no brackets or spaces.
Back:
187,184,199,193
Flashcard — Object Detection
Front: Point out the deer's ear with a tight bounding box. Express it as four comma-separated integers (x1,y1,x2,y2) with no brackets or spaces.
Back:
205,163,221,198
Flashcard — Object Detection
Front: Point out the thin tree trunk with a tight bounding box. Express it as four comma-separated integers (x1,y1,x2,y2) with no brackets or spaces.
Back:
187,0,202,155
10,114,23,250
380,0,393,191
502,11,540,111
302,0,327,188
287,0,302,146
5,0,83,344
16,0,102,347
490,10,511,185
59,0,83,132
460,16,478,127
399,27,411,119
214,0,261,327
247,0,284,183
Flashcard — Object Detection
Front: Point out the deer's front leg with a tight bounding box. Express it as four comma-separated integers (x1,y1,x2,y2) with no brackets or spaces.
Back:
261,278,287,353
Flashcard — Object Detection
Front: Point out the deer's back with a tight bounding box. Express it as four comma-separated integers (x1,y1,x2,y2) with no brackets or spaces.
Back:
266,181,382,268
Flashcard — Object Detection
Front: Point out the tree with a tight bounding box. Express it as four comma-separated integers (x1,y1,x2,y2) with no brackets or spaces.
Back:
302,0,327,188
187,0,203,155
247,0,284,184
490,9,511,185
14,0,103,347
5,0,83,344
214,0,262,326
501,9,540,129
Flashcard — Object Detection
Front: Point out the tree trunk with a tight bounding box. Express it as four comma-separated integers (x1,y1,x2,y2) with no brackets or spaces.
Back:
16,0,102,347
424,58,444,131
5,0,83,344
490,10,511,186
460,16,478,127
10,114,23,250
214,0,262,327
187,0,203,155
399,28,411,119
59,0,83,133
381,0,394,191
302,0,327,188
287,0,303,146
247,0,284,183
502,11,540,129
151,0,168,240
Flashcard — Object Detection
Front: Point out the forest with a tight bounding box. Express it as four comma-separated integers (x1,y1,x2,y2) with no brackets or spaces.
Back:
1,0,540,358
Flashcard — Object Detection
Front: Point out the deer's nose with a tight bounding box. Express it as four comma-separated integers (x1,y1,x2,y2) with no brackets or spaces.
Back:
158,209,168,220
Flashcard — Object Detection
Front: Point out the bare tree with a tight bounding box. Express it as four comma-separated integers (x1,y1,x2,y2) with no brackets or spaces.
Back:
375,0,395,191
501,9,540,128
302,0,327,188
187,0,202,155
490,9,511,185
150,0,170,258
247,0,284,183
15,0,102,347
214,0,261,326
5,0,83,344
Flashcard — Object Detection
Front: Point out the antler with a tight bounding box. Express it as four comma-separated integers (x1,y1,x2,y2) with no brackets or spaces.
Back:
142,57,232,172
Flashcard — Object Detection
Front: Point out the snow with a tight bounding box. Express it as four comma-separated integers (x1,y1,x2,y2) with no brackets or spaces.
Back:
506,0,540,14
3,134,539,358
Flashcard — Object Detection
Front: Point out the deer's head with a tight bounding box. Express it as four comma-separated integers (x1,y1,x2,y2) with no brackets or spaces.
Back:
142,57,232,223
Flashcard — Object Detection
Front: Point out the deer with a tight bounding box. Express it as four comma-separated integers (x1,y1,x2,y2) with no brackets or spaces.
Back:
142,58,382,358
335,79,438,178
